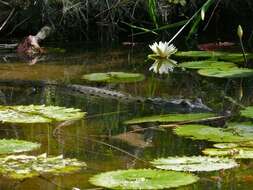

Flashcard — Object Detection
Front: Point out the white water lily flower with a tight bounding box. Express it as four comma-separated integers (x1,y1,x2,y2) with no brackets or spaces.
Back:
149,59,177,74
149,41,177,58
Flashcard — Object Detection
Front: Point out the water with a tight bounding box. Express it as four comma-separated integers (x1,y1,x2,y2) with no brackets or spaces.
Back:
0,44,252,190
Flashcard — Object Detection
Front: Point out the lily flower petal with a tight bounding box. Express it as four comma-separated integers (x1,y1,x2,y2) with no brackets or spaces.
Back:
149,41,177,58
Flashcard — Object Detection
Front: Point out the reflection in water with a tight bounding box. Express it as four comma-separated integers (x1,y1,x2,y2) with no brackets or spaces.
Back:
0,46,252,189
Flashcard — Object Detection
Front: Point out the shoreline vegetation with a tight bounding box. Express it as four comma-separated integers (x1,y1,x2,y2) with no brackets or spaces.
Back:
0,0,253,43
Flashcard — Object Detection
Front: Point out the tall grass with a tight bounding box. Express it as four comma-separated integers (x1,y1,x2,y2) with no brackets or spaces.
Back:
1,0,253,42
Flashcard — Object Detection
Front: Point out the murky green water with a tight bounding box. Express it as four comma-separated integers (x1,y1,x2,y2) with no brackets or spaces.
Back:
0,44,253,190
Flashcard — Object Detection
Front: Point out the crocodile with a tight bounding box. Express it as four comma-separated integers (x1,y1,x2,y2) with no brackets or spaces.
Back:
0,80,212,113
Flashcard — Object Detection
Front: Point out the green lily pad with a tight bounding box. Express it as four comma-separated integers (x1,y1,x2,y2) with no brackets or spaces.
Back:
240,106,253,119
175,51,225,58
175,51,253,62
203,148,253,159
0,139,40,154
178,61,236,69
151,156,238,172
82,72,145,83
213,141,253,149
225,122,253,138
89,169,199,189
173,124,253,142
198,68,253,78
213,143,239,149
124,113,216,125
0,105,85,123
0,153,86,179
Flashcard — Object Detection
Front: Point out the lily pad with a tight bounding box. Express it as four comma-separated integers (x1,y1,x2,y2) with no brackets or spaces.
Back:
89,169,199,189
82,72,145,83
203,148,253,159
213,143,239,149
151,156,238,172
173,124,253,142
198,68,253,78
0,139,40,154
175,51,225,58
175,51,253,62
0,105,85,123
178,61,236,69
124,113,216,125
0,153,86,179
240,106,253,119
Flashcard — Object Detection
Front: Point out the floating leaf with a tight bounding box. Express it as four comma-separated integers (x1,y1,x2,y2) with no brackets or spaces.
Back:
240,106,253,119
213,143,239,149
175,51,225,58
124,113,216,125
0,154,86,179
82,72,145,83
0,105,85,123
175,51,253,62
198,68,253,78
174,124,253,142
89,169,199,189
178,61,236,69
151,156,238,172
203,148,253,159
0,139,40,154
213,141,253,149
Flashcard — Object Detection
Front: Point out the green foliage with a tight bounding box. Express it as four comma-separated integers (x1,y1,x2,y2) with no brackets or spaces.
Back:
148,0,158,28
178,61,236,69
168,0,186,6
214,141,253,149
198,68,253,78
186,0,214,40
240,106,253,119
151,156,238,172
82,72,145,83
0,153,86,179
0,105,85,124
175,51,253,62
0,139,40,154
203,148,253,159
213,143,239,149
173,124,253,142
124,113,216,125
89,169,199,189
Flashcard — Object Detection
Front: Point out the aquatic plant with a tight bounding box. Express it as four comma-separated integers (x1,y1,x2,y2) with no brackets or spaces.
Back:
148,42,178,74
178,60,236,69
213,143,239,149
237,25,247,64
89,169,199,189
0,105,85,123
149,42,177,59
151,156,238,172
198,67,253,78
0,139,40,154
82,72,145,83
0,153,86,179
203,148,253,159
124,113,216,125
175,51,253,62
173,124,253,142
240,106,253,119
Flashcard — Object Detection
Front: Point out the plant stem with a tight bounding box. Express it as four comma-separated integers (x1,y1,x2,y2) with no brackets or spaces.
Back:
239,37,248,66
168,0,213,44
